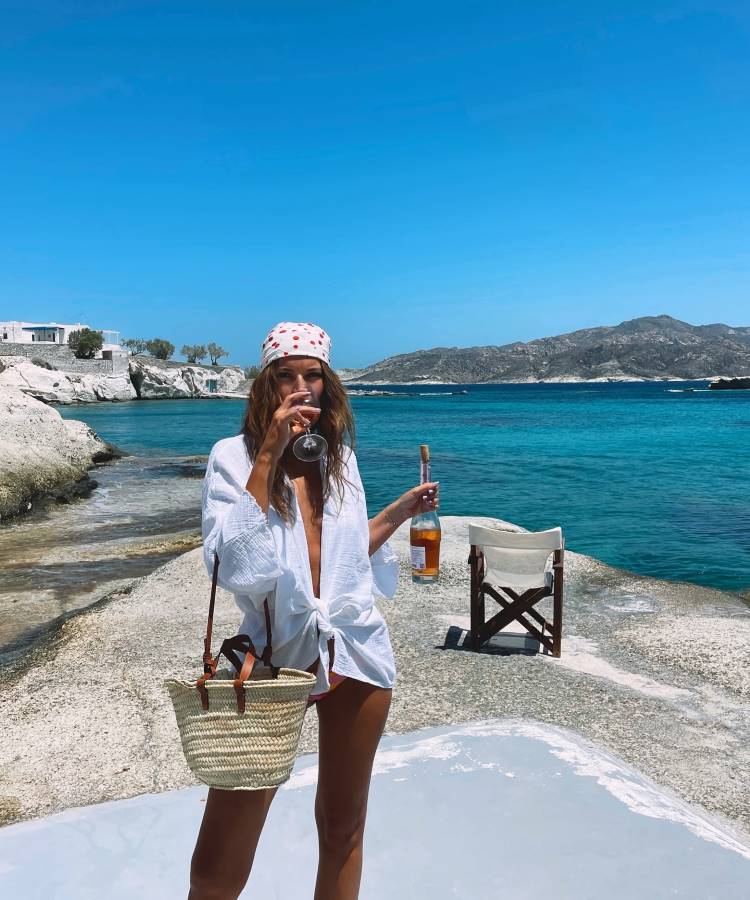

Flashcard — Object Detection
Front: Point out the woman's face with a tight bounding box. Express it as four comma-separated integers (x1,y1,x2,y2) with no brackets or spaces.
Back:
273,357,325,422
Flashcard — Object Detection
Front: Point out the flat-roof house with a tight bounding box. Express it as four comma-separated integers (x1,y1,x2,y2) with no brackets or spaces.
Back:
0,321,121,354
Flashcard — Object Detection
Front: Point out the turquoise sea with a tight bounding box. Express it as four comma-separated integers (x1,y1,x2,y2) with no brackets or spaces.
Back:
58,382,750,594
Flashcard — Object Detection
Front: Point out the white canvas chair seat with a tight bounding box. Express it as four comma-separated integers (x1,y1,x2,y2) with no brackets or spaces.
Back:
468,524,564,657
482,547,555,592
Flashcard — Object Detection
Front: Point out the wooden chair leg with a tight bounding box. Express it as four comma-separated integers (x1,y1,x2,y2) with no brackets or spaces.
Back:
469,546,484,651
482,585,555,655
552,550,563,657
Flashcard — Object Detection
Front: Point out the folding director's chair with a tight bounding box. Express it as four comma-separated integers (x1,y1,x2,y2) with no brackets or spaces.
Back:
468,524,564,657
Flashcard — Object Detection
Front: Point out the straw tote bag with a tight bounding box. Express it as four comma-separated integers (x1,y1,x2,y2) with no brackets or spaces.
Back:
165,552,316,790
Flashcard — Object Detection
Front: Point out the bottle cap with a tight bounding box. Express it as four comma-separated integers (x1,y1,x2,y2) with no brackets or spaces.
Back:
420,444,430,463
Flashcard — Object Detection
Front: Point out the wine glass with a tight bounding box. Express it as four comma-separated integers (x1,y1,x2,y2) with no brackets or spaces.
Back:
292,398,328,462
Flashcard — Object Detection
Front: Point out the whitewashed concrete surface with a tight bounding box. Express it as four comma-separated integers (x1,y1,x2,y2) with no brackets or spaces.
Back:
2,719,748,899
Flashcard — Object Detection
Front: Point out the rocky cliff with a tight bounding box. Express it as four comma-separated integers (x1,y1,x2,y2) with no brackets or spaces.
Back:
0,356,247,404
0,385,120,520
345,316,750,384
128,358,245,399
0,356,136,402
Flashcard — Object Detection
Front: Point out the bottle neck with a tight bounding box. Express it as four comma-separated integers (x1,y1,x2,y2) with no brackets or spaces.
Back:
420,461,431,484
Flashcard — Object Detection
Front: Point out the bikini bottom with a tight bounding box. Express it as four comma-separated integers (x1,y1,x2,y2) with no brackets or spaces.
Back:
306,636,348,705
307,670,347,705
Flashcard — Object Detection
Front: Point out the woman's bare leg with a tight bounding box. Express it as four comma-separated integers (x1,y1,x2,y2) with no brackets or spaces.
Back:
313,678,392,900
188,785,278,900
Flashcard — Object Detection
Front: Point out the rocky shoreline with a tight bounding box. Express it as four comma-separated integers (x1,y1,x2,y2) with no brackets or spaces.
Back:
2,516,748,839
3,353,746,399
0,385,123,521
0,355,249,405
342,376,712,385
709,376,750,390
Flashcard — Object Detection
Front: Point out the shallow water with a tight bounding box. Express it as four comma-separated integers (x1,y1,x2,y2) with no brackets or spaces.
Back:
0,454,202,662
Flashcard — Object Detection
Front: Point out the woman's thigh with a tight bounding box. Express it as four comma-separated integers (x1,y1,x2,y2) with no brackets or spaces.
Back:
314,678,392,842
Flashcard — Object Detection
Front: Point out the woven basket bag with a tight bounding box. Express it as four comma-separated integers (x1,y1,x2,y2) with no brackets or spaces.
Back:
165,552,317,790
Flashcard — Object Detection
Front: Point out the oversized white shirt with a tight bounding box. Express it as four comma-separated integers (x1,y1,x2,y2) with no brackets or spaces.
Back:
202,434,399,695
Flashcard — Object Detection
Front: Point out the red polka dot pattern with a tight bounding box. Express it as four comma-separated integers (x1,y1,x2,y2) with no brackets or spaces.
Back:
259,321,332,371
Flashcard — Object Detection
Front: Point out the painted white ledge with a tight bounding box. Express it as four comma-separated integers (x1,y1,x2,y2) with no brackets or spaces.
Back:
2,719,748,899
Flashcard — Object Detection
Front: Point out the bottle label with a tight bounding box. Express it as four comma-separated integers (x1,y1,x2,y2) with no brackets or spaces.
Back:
410,546,426,569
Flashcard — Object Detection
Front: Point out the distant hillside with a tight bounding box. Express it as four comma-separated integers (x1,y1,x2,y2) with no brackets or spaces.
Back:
344,316,750,384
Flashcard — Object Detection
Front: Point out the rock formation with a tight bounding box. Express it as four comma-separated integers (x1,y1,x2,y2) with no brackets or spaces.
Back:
0,384,120,520
709,377,750,390
0,356,136,402
128,358,245,399
0,355,247,403
344,316,750,384
1,517,749,836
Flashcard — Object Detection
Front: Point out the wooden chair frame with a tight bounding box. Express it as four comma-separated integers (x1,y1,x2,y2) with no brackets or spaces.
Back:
468,544,564,657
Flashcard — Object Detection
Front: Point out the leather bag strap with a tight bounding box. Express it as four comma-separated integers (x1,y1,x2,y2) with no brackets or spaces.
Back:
198,551,279,713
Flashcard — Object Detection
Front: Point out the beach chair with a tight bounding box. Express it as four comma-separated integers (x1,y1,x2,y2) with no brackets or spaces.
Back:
468,524,564,657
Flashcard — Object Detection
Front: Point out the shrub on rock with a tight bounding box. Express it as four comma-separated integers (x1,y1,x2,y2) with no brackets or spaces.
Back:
67,329,103,359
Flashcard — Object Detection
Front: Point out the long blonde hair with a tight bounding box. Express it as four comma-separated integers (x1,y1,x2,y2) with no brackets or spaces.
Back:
241,359,356,522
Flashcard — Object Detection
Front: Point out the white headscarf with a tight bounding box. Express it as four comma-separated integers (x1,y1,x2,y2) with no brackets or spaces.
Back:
260,322,332,371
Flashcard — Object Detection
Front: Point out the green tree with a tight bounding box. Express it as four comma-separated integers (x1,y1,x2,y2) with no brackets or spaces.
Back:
243,365,260,380
207,342,228,365
146,338,175,360
181,344,208,364
68,328,103,359
122,338,148,355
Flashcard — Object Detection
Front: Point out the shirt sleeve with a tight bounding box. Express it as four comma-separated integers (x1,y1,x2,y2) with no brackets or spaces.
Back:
202,442,283,609
346,448,400,600
370,539,400,599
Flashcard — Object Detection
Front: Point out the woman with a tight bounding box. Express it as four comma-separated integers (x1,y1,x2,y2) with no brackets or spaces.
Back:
189,322,439,900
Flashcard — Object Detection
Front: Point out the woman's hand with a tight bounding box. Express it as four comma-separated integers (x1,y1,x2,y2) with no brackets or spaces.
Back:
388,481,440,525
259,390,321,462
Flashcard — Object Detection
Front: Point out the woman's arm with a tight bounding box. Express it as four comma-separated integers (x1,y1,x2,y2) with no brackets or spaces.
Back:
368,504,406,557
246,389,320,513
245,448,278,515
202,448,283,608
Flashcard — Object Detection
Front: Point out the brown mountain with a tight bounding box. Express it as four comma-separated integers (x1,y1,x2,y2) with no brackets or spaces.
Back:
344,315,750,383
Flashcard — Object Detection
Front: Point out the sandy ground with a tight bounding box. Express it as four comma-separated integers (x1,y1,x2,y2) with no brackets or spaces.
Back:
1,515,748,840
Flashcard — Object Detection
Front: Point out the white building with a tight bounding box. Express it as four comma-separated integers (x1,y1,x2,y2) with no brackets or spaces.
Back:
0,321,121,354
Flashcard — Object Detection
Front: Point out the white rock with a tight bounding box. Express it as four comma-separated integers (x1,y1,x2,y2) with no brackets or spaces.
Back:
2,518,749,833
130,360,193,398
86,372,136,401
217,366,244,393
0,357,136,403
129,359,245,399
0,385,114,519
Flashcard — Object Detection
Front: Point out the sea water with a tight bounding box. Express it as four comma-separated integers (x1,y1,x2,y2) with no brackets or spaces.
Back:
54,381,749,594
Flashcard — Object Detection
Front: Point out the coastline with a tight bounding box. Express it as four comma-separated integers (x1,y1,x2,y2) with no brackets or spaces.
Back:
0,451,205,661
0,355,249,405
343,375,720,386
0,384,124,522
2,515,749,840
6,369,749,401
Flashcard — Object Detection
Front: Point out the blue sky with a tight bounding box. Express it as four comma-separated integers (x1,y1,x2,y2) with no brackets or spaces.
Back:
1,1,748,368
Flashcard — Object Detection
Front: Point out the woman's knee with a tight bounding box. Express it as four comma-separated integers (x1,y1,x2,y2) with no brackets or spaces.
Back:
189,849,253,900
315,799,368,859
